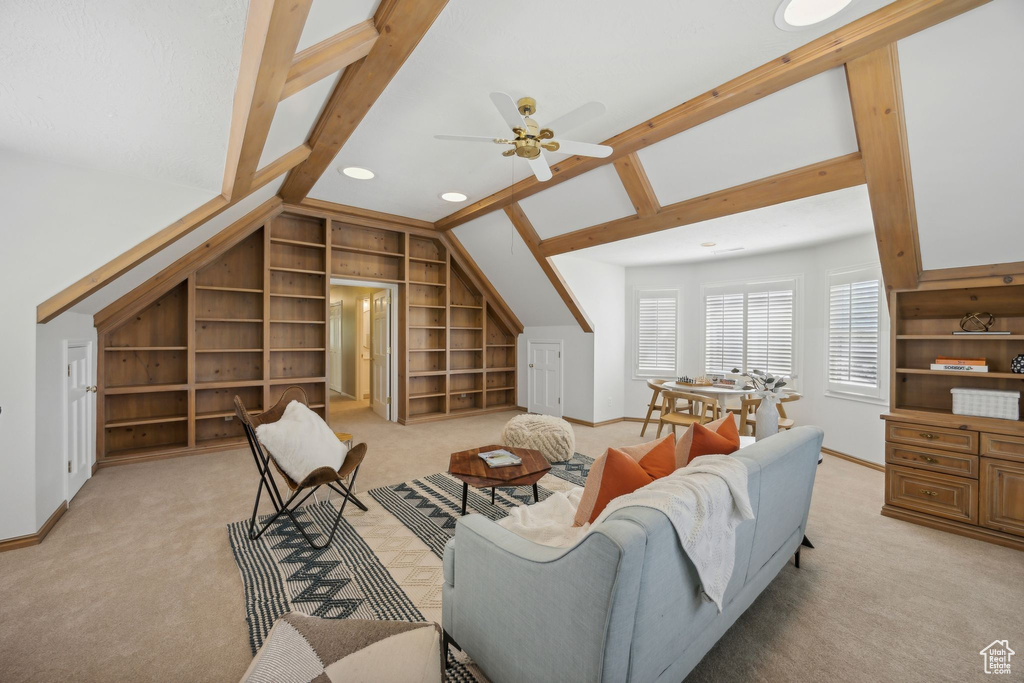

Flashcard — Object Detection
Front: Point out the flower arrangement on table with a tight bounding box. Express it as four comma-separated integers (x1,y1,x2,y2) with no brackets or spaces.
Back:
732,368,790,440
733,368,788,395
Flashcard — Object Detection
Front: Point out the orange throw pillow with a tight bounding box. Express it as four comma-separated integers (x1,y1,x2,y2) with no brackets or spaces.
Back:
683,415,741,465
573,435,676,526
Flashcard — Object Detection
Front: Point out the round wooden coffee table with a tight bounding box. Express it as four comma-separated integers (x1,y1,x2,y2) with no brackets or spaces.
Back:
448,445,551,515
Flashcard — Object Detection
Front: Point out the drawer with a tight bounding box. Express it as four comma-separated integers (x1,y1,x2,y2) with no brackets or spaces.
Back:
886,464,978,524
886,421,978,454
885,443,979,479
981,433,1024,465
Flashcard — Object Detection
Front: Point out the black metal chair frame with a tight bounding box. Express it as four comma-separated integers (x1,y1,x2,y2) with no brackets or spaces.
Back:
238,393,369,550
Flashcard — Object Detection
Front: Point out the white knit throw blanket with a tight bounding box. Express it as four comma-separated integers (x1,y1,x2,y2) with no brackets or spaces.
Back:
500,455,754,611
594,455,754,610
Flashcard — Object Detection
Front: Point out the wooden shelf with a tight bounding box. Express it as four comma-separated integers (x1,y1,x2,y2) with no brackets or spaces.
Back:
104,414,188,429
896,368,1024,379
896,334,1024,340
332,244,403,259
450,369,483,374
105,346,187,351
487,344,515,348
409,256,445,264
271,347,326,352
269,376,325,384
195,348,261,353
451,304,482,309
408,280,446,287
450,389,483,395
195,410,239,421
105,383,190,395
487,366,516,372
331,272,404,285
195,379,265,389
486,386,514,391
195,436,247,449
451,326,482,330
409,371,447,377
270,293,326,300
451,347,483,351
410,391,446,399
269,266,325,275
270,237,326,249
195,285,263,294
410,304,445,309
409,325,445,330
195,318,262,323
270,319,325,324
409,349,445,353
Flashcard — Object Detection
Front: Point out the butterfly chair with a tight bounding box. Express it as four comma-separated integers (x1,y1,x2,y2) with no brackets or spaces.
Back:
235,387,369,549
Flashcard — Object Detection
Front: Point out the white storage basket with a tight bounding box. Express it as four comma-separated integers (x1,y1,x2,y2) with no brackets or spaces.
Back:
950,388,1020,420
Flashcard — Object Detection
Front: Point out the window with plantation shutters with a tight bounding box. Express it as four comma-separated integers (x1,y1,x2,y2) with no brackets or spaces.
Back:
635,290,678,377
828,268,883,398
703,279,797,378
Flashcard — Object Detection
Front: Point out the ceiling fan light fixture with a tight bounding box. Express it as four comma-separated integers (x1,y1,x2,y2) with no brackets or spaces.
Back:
341,166,375,180
775,0,854,30
440,192,467,203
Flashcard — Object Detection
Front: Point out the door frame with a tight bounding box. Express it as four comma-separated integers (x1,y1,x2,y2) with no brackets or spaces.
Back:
63,338,96,502
328,301,344,394
330,279,399,422
526,338,564,418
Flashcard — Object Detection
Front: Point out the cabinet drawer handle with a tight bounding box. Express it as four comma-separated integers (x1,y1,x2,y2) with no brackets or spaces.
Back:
918,433,937,439
919,489,939,496
919,456,938,463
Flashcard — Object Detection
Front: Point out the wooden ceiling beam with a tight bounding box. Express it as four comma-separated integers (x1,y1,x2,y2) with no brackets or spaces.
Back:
435,0,991,232
539,153,865,257
222,0,313,200
279,20,379,101
37,146,311,324
846,44,921,293
505,203,594,333
278,0,450,203
613,153,660,218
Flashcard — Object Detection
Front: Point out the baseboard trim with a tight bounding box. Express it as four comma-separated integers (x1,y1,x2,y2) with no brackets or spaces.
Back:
0,501,68,553
563,416,625,428
821,447,884,472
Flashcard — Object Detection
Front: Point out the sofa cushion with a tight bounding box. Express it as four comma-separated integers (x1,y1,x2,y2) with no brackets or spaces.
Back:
574,436,676,525
676,413,740,466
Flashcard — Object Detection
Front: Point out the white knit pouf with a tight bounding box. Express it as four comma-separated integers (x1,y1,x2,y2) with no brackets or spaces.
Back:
500,414,575,463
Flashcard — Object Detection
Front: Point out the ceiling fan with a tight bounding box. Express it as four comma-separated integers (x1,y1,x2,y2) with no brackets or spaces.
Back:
434,93,613,182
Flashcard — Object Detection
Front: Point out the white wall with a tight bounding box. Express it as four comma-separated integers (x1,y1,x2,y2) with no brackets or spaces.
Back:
0,150,212,539
624,233,889,464
35,312,97,522
555,255,626,423
517,326,595,422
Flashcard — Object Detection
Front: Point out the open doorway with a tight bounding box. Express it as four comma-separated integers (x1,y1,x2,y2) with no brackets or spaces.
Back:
328,281,397,422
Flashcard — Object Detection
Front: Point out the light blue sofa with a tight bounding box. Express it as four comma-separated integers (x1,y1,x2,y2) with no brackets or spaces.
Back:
441,426,824,682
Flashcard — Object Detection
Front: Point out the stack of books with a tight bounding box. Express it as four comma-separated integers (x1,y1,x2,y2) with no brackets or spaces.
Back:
931,356,988,373
478,448,522,468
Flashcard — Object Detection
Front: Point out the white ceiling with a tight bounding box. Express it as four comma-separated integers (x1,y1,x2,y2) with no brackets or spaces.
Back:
567,185,874,268
308,0,892,220
519,165,635,239
452,212,576,327
898,0,1024,271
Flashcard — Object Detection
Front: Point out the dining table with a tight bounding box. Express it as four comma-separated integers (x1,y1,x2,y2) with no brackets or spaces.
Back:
662,381,756,419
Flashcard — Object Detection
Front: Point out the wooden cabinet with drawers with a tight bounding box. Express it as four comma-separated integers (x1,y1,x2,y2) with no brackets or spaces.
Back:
882,412,1024,551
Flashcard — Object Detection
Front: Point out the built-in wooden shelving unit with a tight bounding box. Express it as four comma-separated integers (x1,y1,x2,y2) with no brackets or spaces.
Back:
94,205,520,466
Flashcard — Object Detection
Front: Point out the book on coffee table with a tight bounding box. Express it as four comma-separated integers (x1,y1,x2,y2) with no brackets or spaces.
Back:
478,448,522,468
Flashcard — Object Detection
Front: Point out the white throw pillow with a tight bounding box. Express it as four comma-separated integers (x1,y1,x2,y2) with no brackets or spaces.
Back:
255,401,348,483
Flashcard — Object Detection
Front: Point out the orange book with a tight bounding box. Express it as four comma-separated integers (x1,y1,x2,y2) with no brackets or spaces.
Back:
936,356,986,365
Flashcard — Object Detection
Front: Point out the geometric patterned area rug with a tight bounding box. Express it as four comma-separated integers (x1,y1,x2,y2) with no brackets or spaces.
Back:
227,453,592,681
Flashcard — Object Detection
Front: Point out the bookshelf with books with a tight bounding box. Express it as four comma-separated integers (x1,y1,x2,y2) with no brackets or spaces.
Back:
884,281,1024,551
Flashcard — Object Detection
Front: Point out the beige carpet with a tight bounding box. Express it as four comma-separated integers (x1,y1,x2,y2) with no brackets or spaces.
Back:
0,402,1020,682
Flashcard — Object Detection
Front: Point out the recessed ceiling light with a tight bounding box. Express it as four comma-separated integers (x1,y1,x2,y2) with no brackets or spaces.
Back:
701,242,717,247
340,166,374,180
775,0,854,30
440,192,468,203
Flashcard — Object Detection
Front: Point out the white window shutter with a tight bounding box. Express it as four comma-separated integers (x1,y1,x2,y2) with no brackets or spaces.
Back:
704,293,744,374
829,278,880,389
746,289,794,377
636,291,677,376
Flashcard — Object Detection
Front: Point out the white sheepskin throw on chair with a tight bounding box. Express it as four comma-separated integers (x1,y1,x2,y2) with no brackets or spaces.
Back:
501,413,575,463
255,401,348,483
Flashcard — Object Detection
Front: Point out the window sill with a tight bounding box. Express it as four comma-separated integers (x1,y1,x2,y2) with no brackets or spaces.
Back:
823,390,889,407
633,372,676,381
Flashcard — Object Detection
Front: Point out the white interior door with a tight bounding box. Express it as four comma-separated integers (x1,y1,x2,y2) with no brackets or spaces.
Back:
370,290,391,419
66,343,94,501
360,298,371,399
329,301,343,393
528,341,562,416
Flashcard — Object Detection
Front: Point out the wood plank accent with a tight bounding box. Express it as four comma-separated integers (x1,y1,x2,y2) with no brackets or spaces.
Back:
0,501,67,553
279,0,450,203
293,198,436,232
504,203,593,333
613,153,659,217
94,198,283,331
440,231,524,334
845,44,921,293
435,0,991,232
222,0,313,199
37,145,310,325
539,153,865,256
280,20,379,101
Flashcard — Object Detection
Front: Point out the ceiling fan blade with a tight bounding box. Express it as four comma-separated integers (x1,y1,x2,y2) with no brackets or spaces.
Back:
490,92,527,131
434,134,501,144
551,139,613,158
527,155,552,182
545,101,606,135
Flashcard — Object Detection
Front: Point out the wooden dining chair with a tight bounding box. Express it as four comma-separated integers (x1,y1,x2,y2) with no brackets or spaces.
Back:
657,390,718,437
640,379,693,436
737,392,802,436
